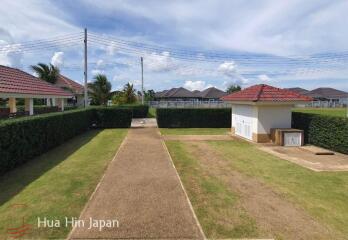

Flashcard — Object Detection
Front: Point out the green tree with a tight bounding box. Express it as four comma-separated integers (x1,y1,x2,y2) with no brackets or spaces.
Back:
88,74,112,106
111,91,126,105
226,84,241,94
144,89,155,102
122,83,137,104
31,63,60,84
137,89,155,102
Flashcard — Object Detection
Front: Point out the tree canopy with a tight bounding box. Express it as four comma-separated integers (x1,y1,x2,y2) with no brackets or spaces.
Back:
226,84,241,94
31,63,60,84
88,74,112,106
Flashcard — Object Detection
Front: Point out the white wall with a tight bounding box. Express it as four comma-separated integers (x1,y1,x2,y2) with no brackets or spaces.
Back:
232,105,257,127
256,105,292,134
232,104,257,139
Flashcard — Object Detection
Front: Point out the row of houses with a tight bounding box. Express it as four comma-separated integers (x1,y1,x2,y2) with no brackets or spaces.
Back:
286,87,348,107
154,87,228,101
153,86,348,108
0,65,85,116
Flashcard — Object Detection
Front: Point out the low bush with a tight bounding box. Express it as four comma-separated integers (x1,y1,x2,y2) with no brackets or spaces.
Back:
0,107,132,174
94,107,132,128
118,104,149,118
34,106,59,114
156,108,231,128
292,112,348,154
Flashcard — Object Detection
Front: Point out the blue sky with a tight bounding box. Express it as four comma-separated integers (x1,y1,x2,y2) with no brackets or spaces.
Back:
0,0,347,91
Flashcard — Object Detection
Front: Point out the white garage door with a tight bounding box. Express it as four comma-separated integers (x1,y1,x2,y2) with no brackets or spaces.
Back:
234,106,253,140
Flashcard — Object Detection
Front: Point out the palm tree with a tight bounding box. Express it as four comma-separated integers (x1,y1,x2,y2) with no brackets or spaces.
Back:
31,63,60,84
122,83,137,104
88,74,112,106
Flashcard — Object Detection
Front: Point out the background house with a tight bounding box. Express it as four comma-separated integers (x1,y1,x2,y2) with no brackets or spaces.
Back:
306,88,348,107
286,87,348,107
54,74,85,106
0,65,72,117
154,87,227,101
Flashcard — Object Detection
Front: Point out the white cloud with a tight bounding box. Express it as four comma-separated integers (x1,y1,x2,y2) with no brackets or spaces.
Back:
91,69,104,76
0,43,23,67
183,80,212,91
218,61,248,85
0,28,23,67
0,1,79,40
144,51,177,72
106,41,118,56
51,51,64,67
96,59,104,68
258,74,271,82
131,79,141,87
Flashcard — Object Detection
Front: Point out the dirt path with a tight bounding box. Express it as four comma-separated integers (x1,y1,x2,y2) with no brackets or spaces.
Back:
69,128,204,239
184,141,341,240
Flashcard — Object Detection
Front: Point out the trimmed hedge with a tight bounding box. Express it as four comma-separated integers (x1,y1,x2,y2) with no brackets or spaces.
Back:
156,108,231,128
119,104,149,118
94,107,132,128
292,112,348,154
0,107,132,174
0,109,94,174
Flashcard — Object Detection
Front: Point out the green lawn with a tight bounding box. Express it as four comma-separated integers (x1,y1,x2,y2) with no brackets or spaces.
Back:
147,107,156,118
166,139,348,238
0,129,127,239
293,107,347,118
166,141,258,239
160,128,230,135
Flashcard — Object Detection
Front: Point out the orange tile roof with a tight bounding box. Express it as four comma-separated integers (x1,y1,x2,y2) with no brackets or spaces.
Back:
55,74,84,95
0,65,72,97
221,84,312,102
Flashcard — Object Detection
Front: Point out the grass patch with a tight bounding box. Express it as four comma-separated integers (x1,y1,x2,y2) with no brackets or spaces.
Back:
160,128,230,135
208,140,348,237
0,129,127,239
293,107,347,118
147,107,156,118
166,141,259,239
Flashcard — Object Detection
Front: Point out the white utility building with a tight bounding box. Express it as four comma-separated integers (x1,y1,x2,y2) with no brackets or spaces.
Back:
221,84,312,143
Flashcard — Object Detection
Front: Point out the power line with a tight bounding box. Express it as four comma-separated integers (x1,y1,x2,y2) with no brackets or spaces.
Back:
88,37,348,66
88,33,348,61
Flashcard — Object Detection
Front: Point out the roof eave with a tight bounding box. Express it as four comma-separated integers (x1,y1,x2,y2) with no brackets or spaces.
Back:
0,92,73,99
222,100,311,105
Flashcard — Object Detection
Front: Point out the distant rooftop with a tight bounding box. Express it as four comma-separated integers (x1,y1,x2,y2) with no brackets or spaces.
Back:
285,87,309,95
155,87,227,99
306,87,348,99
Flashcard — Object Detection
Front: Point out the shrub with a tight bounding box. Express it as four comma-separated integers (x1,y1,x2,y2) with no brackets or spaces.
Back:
292,112,348,154
94,107,132,128
34,106,59,114
119,104,149,118
0,107,132,174
0,109,94,174
156,108,231,128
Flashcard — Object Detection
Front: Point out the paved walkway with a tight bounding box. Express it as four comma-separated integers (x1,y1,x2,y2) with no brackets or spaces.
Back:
69,123,204,239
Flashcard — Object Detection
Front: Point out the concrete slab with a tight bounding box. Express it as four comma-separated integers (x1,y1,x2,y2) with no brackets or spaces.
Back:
258,144,348,172
131,118,158,128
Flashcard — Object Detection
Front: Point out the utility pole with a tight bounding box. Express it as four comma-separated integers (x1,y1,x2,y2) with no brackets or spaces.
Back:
141,57,144,105
84,28,88,108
